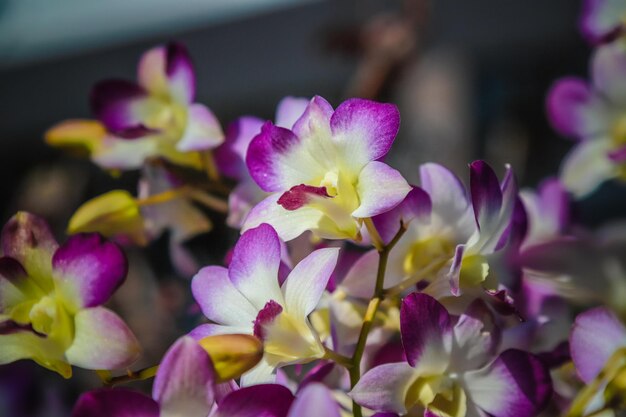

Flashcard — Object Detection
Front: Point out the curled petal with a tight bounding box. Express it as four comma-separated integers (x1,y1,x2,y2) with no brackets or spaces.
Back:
352,161,411,219
177,103,224,152
153,336,215,417
372,186,431,245
65,307,141,370
215,117,264,179
198,334,263,382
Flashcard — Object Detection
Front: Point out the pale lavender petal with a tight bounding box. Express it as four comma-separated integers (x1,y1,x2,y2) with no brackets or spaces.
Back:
350,362,416,414
215,117,264,179
188,324,250,340
593,42,626,104
229,224,284,309
330,98,400,172
138,43,195,104
339,249,378,299
52,233,127,309
580,0,626,44
153,336,215,417
71,389,158,417
560,139,615,198
546,77,608,139
447,244,465,297
191,265,257,326
400,293,451,373
213,384,294,417
65,307,141,370
537,178,570,233
570,307,626,383
372,186,431,245
287,383,341,417
419,163,470,225
450,299,500,371
226,180,267,229
352,161,411,218
291,95,334,141
177,103,224,152
283,247,339,318
275,96,310,129
464,349,552,417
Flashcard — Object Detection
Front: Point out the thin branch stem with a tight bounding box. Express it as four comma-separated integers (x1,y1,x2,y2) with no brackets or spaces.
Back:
363,217,384,251
349,221,407,417
99,365,159,387
136,186,228,213
203,151,221,183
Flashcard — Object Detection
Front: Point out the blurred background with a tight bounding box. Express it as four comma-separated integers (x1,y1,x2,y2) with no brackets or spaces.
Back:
0,0,624,415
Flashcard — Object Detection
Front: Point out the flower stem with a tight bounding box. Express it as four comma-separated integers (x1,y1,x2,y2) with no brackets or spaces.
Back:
99,365,159,387
136,186,228,213
323,346,353,369
202,151,221,183
349,221,406,417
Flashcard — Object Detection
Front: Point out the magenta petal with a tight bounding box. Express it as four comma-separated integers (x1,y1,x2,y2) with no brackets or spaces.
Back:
153,336,215,417
91,80,150,134
214,384,294,417
470,160,502,230
164,42,196,104
372,186,431,244
287,383,341,417
215,116,265,179
570,307,626,383
546,77,606,139
246,122,301,192
465,349,552,417
580,0,626,44
330,98,400,162
52,234,127,308
72,389,159,417
400,293,451,371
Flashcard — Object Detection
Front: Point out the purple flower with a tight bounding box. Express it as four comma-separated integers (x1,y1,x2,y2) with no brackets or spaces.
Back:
547,42,626,197
0,212,140,378
580,0,626,45
190,224,339,384
242,96,411,241
350,293,552,417
46,43,224,171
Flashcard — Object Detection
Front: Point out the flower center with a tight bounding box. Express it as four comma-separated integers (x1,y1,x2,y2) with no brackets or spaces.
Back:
406,375,467,417
403,236,455,276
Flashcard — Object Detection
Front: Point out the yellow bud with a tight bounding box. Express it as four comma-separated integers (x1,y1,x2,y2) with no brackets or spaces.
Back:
68,190,147,245
45,119,106,154
198,334,263,382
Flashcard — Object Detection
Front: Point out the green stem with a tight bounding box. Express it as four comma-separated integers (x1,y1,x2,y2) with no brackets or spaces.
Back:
349,221,406,417
100,365,159,387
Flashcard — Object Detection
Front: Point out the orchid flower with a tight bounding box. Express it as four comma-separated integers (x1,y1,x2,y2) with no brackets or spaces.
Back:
215,97,309,228
547,41,626,197
580,0,626,44
350,293,552,417
340,161,519,310
46,43,224,171
0,212,140,378
190,223,339,385
242,96,411,241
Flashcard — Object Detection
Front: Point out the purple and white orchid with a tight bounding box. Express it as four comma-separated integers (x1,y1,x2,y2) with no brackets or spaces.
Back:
46,43,224,171
547,41,626,197
242,96,411,241
580,0,626,45
351,293,552,417
0,212,140,378
190,223,339,384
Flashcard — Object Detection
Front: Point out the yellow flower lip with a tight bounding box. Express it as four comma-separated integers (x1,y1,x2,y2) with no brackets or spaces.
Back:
198,334,264,383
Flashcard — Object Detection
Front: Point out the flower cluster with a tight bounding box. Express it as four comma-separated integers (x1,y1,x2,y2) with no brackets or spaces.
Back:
2,3,626,416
